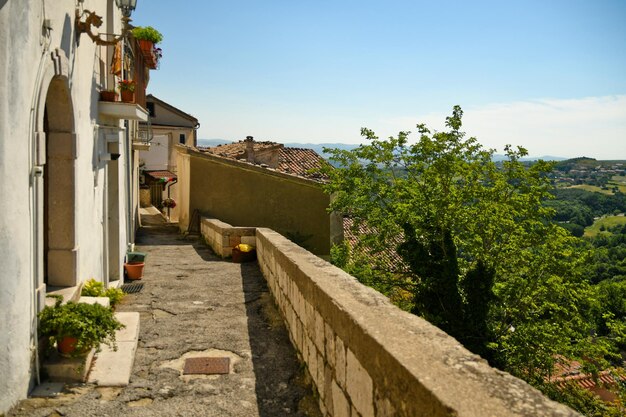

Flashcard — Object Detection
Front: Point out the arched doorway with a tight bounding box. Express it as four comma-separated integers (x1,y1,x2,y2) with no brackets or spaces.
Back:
42,76,78,287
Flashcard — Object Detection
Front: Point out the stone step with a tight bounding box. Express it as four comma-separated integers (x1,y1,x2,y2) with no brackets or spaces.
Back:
87,312,140,386
78,296,110,308
41,348,96,383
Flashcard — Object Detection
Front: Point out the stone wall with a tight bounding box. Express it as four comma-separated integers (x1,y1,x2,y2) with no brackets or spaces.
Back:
201,218,256,258
255,227,580,417
181,146,336,255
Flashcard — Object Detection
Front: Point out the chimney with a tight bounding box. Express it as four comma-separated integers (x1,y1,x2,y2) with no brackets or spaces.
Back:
245,136,254,163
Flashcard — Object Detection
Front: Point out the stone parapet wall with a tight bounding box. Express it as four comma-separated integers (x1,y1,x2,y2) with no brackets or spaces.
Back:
200,217,255,258
255,228,580,417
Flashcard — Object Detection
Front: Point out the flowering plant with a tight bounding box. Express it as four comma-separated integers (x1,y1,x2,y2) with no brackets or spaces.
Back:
119,80,135,92
162,198,176,208
154,47,163,60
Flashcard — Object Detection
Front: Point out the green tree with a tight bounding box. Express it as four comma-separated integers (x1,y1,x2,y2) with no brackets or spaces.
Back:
321,106,601,383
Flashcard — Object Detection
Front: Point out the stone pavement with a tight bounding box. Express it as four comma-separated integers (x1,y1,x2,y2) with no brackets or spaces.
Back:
8,224,319,417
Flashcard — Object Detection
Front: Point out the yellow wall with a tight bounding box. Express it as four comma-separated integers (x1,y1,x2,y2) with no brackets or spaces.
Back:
187,149,332,254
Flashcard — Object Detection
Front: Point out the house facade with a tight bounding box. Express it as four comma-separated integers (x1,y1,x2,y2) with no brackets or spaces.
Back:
0,0,153,412
138,94,199,222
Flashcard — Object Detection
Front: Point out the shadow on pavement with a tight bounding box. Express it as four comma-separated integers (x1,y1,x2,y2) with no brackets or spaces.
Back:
240,262,317,417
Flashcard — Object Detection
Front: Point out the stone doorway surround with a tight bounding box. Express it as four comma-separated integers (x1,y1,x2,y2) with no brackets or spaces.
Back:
33,48,79,290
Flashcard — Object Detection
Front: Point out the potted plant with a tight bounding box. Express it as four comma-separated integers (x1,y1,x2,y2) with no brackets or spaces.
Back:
132,26,163,53
100,89,118,102
162,198,176,209
81,278,125,307
232,243,256,263
124,261,145,280
119,80,135,103
38,296,124,357
132,26,163,69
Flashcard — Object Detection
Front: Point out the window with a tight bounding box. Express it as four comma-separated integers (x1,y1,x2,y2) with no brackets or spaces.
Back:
179,133,186,145
146,102,155,117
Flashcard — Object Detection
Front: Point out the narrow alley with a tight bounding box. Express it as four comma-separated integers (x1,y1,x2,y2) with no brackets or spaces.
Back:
9,224,318,417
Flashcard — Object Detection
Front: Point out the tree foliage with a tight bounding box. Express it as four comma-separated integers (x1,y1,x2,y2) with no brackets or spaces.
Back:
321,106,613,394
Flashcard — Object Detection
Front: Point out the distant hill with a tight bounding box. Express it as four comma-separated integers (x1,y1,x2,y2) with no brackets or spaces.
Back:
197,139,359,157
492,154,567,162
198,140,594,163
554,157,626,171
197,138,230,147
284,143,360,157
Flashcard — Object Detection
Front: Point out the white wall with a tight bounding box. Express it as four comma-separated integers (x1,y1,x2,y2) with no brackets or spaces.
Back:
0,2,39,411
140,134,170,171
0,0,132,412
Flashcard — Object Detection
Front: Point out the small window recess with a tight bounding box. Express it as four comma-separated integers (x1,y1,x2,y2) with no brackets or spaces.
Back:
146,102,155,117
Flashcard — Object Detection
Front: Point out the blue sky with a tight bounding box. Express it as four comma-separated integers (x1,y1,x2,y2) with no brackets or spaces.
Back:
132,0,626,159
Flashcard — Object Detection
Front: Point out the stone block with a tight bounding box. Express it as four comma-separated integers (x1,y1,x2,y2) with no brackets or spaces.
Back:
374,390,396,417
78,296,110,308
47,247,79,287
346,349,374,417
318,397,327,417
305,300,316,340
317,351,325,399
294,318,303,352
325,323,336,368
294,287,303,319
324,365,333,409
241,236,256,246
335,337,346,389
229,235,241,247
332,380,350,417
278,268,285,291
314,310,325,353
43,348,95,382
302,334,310,366
306,336,318,386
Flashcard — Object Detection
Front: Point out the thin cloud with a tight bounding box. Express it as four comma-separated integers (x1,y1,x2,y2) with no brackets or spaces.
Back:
382,96,626,160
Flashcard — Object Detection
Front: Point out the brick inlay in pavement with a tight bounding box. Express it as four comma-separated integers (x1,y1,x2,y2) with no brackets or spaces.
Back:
183,357,230,375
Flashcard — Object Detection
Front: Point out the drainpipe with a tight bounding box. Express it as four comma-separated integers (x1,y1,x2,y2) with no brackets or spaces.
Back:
121,36,134,255
126,120,133,250
166,178,178,221
193,122,200,148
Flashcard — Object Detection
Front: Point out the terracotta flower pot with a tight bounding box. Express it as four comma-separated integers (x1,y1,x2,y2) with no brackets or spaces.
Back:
124,261,145,280
139,39,154,55
232,247,256,263
120,90,135,103
57,336,80,356
100,91,118,102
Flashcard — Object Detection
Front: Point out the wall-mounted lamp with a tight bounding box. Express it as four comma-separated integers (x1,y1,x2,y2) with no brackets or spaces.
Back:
76,0,137,46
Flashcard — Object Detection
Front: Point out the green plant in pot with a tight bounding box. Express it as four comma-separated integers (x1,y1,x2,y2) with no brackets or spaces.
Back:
38,296,125,357
119,79,136,103
132,26,163,44
81,278,125,307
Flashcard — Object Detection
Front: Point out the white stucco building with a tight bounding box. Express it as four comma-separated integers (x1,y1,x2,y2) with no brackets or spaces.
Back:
138,94,199,222
0,0,153,412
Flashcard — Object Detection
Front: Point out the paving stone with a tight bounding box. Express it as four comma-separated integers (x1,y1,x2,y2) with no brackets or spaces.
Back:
30,382,65,398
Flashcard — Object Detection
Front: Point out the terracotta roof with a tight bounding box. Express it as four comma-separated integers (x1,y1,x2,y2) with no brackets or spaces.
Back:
551,359,626,401
145,170,177,181
343,217,410,273
199,140,327,182
278,148,327,181
202,140,281,159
